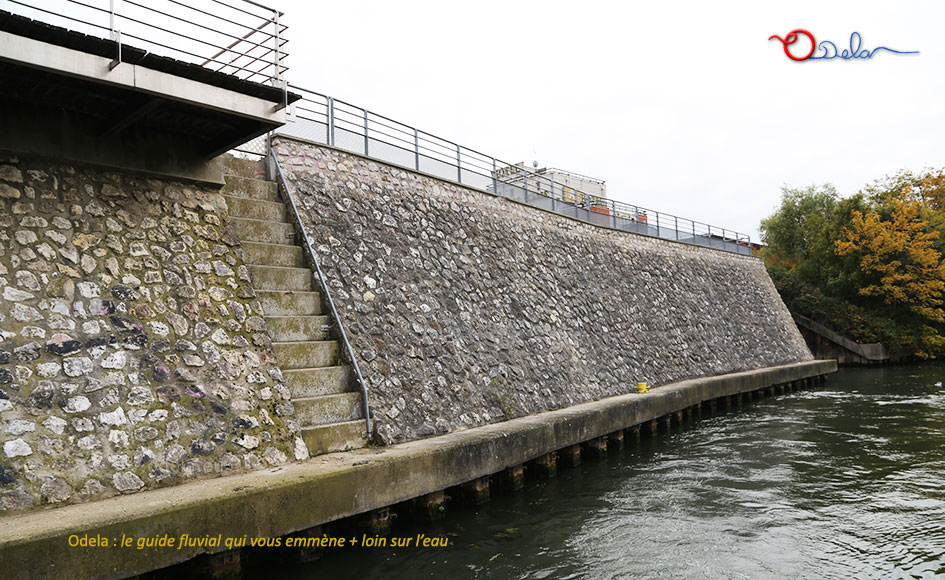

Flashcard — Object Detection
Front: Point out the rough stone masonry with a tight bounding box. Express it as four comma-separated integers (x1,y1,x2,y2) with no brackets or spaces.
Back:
273,137,812,445
0,151,304,513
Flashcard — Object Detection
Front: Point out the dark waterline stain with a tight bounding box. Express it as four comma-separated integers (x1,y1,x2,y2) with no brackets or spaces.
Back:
248,366,945,579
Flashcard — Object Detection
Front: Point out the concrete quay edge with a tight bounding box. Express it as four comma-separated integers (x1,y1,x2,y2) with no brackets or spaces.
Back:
0,359,837,579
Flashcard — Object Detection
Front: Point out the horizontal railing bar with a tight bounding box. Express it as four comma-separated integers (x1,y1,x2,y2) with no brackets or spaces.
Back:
14,0,286,85
295,106,328,117
121,1,280,58
211,0,281,20
333,98,460,148
113,11,266,58
64,0,108,14
287,84,329,100
119,31,281,80
10,1,110,33
275,92,752,249
165,0,282,42
205,45,280,76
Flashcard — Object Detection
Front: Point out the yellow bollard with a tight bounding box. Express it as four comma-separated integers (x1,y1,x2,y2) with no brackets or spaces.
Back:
636,382,649,393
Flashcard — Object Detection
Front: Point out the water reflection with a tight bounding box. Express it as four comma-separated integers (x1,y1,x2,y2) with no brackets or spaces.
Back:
255,366,945,579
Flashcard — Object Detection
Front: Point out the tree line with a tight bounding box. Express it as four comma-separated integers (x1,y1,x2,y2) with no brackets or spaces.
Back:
761,170,945,358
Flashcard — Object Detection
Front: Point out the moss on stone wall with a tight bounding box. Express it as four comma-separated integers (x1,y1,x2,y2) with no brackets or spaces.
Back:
274,138,812,445
0,152,304,513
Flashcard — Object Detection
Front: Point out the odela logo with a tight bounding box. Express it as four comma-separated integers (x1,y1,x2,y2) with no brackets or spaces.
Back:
768,30,919,61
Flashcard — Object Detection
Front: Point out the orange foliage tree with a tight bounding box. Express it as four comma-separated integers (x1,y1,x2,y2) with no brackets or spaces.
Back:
835,194,945,356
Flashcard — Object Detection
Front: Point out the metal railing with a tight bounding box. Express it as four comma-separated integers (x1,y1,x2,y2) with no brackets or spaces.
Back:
269,85,752,255
269,149,372,439
6,0,288,88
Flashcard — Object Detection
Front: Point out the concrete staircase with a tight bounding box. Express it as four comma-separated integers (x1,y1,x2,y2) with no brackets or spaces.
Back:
221,156,367,455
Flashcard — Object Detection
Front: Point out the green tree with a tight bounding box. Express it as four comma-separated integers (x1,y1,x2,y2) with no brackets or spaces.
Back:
760,184,839,285
760,169,945,359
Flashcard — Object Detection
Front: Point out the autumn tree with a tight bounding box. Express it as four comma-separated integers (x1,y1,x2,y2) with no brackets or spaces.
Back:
835,194,945,357
761,169,945,358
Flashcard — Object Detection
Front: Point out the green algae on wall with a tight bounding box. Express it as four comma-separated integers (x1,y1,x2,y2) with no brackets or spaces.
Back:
0,152,305,513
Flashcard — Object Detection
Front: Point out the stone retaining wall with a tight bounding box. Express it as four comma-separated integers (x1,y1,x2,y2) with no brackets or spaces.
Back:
274,137,812,445
0,152,304,513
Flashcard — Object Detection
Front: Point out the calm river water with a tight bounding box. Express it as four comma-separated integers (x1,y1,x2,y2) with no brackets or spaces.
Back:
267,366,945,579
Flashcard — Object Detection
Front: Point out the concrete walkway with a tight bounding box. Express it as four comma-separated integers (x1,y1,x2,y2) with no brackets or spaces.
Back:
0,359,836,580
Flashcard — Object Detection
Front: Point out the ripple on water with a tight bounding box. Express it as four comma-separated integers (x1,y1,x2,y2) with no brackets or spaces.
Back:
255,366,945,580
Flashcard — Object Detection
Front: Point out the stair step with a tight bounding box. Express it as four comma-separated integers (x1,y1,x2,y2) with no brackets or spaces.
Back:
222,155,266,180
285,366,351,397
229,218,296,245
224,195,287,222
294,392,363,426
242,241,303,268
267,315,330,341
222,175,280,202
248,265,312,291
273,340,339,369
302,420,367,456
256,290,322,316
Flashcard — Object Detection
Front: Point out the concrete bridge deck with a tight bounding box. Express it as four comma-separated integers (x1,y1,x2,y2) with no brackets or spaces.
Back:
0,359,836,580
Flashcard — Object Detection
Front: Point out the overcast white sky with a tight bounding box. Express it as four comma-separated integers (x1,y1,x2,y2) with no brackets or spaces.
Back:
276,0,944,243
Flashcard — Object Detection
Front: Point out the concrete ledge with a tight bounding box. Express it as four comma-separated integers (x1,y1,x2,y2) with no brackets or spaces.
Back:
0,31,287,124
0,359,835,580
794,314,891,363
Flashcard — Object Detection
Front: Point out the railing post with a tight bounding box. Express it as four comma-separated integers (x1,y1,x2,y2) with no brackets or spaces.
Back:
674,216,679,240
414,129,419,171
274,9,285,109
492,158,498,194
273,9,280,79
586,194,591,222
363,110,369,156
656,212,660,238
108,0,122,70
523,168,528,203
612,200,617,229
550,181,555,212
456,145,462,183
328,97,335,147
